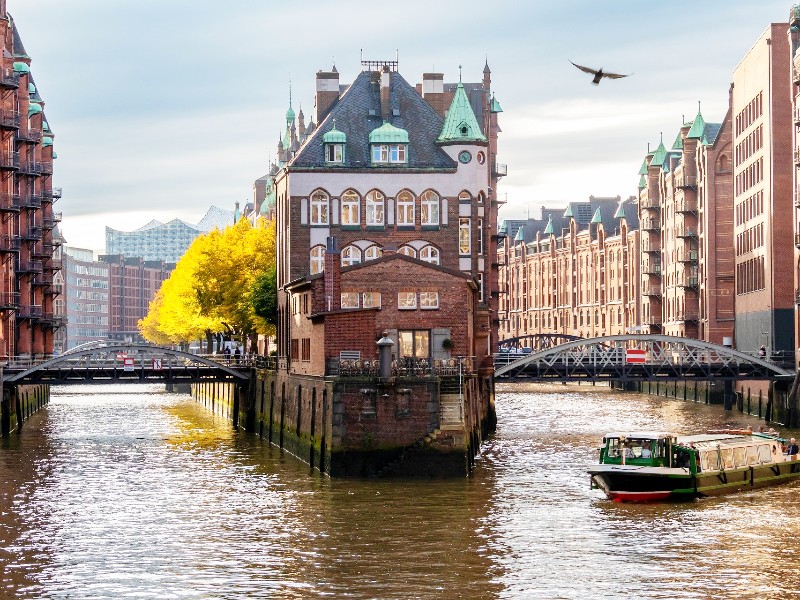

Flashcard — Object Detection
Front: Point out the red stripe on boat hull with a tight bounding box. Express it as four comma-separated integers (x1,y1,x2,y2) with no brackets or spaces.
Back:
608,490,673,503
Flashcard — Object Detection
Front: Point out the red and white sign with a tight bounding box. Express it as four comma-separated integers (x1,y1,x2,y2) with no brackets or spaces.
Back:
123,356,135,372
152,358,162,371
626,349,647,364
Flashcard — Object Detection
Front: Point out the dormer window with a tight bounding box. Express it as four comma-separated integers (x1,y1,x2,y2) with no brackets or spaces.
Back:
322,120,346,164
368,121,409,165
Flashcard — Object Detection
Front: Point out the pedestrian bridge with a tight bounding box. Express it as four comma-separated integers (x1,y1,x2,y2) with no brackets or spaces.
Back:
494,335,796,382
2,343,257,385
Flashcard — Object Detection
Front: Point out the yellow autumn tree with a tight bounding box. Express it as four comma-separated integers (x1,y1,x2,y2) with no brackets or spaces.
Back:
139,216,276,348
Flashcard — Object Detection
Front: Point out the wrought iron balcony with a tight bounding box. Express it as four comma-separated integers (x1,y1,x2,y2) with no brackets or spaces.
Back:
16,129,41,144
52,187,62,199
642,264,662,276
639,197,659,210
643,286,662,297
38,161,53,175
0,109,20,129
21,226,43,240
31,274,54,286
643,315,663,326
17,259,43,274
641,219,661,231
0,192,20,212
44,283,63,296
678,275,699,288
45,257,62,270
0,292,20,309
17,305,43,319
494,163,508,177
676,226,698,238
0,151,20,170
0,71,19,89
676,310,700,322
677,249,699,262
676,199,697,212
676,175,697,189
19,192,42,209
0,234,21,253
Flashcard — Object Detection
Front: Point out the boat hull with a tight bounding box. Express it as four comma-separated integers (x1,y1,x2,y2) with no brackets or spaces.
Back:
590,461,800,502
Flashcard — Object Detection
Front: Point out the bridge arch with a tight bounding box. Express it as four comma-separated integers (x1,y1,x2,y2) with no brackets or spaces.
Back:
495,335,794,381
5,344,249,384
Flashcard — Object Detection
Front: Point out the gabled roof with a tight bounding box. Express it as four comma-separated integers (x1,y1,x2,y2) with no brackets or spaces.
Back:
649,139,667,169
291,71,456,170
686,108,706,139
438,80,486,144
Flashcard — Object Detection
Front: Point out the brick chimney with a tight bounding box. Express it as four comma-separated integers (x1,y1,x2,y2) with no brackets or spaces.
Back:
324,236,341,312
421,72,445,117
314,68,340,124
380,65,392,121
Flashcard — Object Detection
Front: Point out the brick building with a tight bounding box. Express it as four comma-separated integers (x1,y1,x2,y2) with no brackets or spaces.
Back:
731,23,794,356
638,105,735,344
789,6,800,360
62,247,109,350
0,4,62,359
497,196,640,341
266,58,503,475
99,255,172,343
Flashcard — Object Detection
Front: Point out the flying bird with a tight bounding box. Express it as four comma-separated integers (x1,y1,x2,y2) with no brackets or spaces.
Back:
570,61,630,85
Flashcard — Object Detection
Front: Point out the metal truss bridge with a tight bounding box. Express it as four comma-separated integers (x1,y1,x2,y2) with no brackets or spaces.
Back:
2,344,253,385
494,335,795,383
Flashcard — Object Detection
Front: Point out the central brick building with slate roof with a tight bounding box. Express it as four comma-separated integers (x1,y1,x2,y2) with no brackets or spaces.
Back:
260,59,503,476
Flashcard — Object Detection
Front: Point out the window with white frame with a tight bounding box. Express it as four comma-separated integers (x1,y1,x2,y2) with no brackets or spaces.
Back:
326,144,344,163
459,218,471,255
310,190,329,225
310,245,325,275
477,272,484,302
477,218,484,255
364,245,382,261
341,245,361,267
458,191,471,202
362,291,381,308
398,245,416,258
420,190,439,226
419,245,440,265
341,190,360,226
366,190,385,225
419,291,439,309
372,144,407,164
341,292,359,309
396,190,414,226
398,291,417,309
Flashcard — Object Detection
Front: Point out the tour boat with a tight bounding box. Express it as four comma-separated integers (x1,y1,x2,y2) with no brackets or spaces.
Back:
588,430,800,502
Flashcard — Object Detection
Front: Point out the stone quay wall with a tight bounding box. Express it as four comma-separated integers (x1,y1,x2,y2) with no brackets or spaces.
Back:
191,369,497,477
1,384,51,435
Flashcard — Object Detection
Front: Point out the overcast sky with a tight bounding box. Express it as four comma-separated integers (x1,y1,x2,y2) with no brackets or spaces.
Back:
10,0,794,253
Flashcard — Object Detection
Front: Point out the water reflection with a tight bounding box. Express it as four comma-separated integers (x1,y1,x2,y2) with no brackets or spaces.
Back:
2,383,800,598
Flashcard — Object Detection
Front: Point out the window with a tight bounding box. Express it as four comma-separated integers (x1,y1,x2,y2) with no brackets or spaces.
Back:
325,144,343,163
341,245,361,267
301,338,311,361
459,218,471,254
366,190,385,225
398,330,429,358
364,245,382,261
477,272,484,302
372,144,407,163
398,245,416,258
459,191,471,202
310,245,325,275
420,190,439,226
419,291,439,309
396,190,415,226
419,245,440,264
341,190,360,225
477,219,484,255
398,291,417,309
310,190,329,225
341,292,359,308
362,291,381,308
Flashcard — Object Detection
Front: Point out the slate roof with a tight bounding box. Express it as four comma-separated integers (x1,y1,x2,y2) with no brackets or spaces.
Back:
291,71,456,170
10,19,28,58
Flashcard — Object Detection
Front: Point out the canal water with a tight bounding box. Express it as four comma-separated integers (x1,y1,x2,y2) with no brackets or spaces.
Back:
2,383,800,599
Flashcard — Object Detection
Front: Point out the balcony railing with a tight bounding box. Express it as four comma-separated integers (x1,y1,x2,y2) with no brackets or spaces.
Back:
17,305,43,319
38,161,53,175
52,187,62,199
0,109,20,129
639,197,659,210
0,192,20,212
642,264,662,275
21,226,42,240
676,226,698,238
641,237,661,253
0,151,20,170
31,274,54,286
17,259,43,273
19,192,42,209
45,257,62,270
0,292,20,309
678,275,699,288
494,163,508,177
641,219,661,231
643,286,662,296
16,129,41,144
676,310,700,321
44,283,63,296
0,234,21,253
644,315,663,325
0,71,19,89
676,249,699,262
676,199,697,213
676,175,697,188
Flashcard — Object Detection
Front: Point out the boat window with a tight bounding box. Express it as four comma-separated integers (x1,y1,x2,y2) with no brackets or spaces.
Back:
721,448,735,469
733,447,747,468
746,445,759,465
607,439,620,458
758,444,772,463
700,451,718,472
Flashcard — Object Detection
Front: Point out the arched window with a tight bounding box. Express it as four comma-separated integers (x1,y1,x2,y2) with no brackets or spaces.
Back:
459,191,471,202
366,190,385,226
341,245,361,267
420,190,439,226
419,245,440,265
396,190,415,226
398,245,416,258
310,190,329,225
364,245,382,261
310,245,325,275
341,190,360,226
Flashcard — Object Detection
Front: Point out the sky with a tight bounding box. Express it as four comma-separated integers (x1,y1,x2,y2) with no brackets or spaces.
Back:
9,0,795,254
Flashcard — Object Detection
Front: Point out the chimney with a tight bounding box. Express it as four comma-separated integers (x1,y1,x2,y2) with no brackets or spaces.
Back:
314,69,340,124
422,72,445,117
380,65,392,121
324,236,341,312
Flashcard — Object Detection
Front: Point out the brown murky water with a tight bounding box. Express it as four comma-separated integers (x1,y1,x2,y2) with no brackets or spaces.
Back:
1,383,799,599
